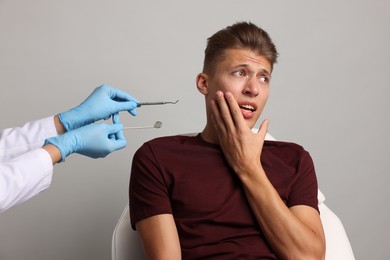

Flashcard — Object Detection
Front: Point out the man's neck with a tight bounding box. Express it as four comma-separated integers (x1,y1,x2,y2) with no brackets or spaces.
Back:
200,125,220,144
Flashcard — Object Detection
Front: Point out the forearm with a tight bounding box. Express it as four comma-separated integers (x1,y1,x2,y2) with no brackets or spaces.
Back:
39,115,65,165
239,165,325,260
42,144,62,165
53,114,66,135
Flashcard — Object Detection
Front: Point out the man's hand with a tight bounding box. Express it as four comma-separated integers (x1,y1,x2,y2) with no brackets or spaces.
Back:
210,91,269,176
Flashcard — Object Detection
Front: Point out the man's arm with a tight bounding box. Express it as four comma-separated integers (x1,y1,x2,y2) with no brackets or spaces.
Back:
136,214,181,260
210,91,325,259
239,165,325,260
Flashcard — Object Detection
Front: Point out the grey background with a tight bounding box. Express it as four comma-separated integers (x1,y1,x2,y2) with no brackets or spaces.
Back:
0,0,389,259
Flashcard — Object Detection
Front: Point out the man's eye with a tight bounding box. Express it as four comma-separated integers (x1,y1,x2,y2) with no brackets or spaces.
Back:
233,71,245,77
259,76,269,83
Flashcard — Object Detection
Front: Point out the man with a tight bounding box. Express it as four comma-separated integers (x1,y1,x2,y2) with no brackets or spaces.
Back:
1,85,138,213
130,22,326,259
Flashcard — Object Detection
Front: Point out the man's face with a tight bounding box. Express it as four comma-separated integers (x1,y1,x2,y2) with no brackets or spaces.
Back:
200,48,272,128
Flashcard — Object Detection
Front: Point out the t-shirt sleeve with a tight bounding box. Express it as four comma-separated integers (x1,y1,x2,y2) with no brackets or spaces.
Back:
129,143,172,230
287,150,319,212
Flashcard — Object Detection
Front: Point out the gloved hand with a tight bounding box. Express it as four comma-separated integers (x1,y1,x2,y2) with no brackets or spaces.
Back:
44,119,127,161
58,84,139,131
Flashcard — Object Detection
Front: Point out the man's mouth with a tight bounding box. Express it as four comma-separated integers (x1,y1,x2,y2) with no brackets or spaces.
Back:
239,104,255,112
239,103,257,119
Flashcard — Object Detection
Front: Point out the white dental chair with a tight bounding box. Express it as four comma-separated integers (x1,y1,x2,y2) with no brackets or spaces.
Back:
112,133,355,260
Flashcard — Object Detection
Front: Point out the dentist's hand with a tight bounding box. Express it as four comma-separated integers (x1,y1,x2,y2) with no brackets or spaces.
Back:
58,85,138,131
44,119,126,161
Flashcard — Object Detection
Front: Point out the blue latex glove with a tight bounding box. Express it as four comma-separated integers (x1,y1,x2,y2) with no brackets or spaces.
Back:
59,85,139,131
44,120,126,161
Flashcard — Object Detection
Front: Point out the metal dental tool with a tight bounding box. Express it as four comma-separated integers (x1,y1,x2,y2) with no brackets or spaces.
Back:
123,121,162,130
137,100,179,107
122,100,176,130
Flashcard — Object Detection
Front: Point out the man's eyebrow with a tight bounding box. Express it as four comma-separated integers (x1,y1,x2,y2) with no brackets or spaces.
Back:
233,64,271,77
261,69,271,78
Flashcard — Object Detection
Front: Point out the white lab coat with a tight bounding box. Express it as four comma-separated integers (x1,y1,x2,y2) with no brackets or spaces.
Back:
0,116,58,213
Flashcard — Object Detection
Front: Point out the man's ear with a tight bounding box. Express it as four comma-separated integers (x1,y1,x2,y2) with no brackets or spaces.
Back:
196,73,208,95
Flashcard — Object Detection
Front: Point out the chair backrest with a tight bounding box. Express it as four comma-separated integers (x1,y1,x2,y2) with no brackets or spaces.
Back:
112,133,355,260
112,204,144,260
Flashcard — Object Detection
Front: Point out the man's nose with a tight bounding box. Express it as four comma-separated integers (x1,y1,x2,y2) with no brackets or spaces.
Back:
243,77,259,96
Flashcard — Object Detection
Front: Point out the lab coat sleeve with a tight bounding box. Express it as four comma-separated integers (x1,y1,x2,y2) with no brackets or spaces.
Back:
0,116,57,213
0,116,58,161
0,148,53,213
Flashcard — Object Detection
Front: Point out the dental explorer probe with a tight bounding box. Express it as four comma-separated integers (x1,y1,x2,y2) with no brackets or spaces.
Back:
137,100,179,107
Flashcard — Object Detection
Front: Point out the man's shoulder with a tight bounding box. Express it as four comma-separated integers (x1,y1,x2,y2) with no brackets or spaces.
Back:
262,140,313,173
138,134,201,152
134,134,202,160
146,134,195,146
263,140,308,157
264,139,304,149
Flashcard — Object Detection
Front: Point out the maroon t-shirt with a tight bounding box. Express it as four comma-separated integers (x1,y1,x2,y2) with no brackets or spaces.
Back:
130,134,319,259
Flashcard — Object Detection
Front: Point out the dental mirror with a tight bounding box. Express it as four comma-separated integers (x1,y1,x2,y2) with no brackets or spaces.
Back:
123,121,163,130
